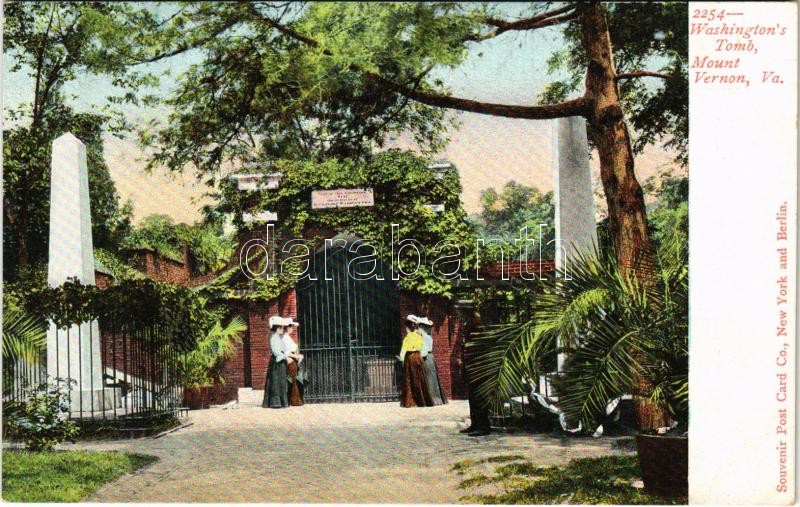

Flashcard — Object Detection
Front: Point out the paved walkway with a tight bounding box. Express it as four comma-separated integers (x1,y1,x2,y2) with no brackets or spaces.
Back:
68,400,631,503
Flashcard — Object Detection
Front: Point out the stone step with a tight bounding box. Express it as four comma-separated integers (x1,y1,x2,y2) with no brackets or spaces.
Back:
237,388,264,405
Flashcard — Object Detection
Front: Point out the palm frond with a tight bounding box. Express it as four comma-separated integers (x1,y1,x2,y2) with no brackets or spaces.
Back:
468,231,689,431
555,313,644,428
467,319,552,410
3,308,46,365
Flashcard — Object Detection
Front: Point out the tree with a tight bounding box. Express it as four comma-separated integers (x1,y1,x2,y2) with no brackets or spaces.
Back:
471,181,555,259
3,110,134,279
3,2,153,279
138,2,687,281
644,174,688,250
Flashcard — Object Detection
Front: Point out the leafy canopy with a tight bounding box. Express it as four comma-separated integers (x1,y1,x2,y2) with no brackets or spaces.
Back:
470,181,556,259
135,2,687,173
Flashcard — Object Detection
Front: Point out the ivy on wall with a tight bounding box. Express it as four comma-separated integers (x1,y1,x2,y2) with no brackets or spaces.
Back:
25,279,220,350
212,150,486,299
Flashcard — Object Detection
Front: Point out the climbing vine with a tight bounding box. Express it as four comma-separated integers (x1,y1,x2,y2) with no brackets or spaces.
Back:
25,279,218,350
212,150,486,299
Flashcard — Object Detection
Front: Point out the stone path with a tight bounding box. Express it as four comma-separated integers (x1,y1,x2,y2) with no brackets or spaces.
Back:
67,400,631,503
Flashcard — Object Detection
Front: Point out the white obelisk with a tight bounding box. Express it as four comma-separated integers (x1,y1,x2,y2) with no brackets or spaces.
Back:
552,117,598,371
46,133,106,412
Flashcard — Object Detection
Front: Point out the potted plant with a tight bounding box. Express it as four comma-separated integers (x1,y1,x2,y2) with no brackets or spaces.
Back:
469,233,688,498
180,315,247,409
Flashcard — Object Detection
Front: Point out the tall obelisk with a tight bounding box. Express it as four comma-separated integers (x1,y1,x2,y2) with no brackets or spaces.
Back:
552,117,598,370
46,133,106,412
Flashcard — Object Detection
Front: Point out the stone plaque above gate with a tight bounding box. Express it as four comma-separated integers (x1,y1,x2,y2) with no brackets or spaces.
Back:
311,188,374,209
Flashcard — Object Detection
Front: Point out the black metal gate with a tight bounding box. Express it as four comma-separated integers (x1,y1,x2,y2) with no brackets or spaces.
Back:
296,239,400,403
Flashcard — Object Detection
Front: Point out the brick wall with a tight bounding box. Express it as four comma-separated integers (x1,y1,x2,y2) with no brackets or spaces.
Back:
100,330,162,382
217,290,298,391
212,288,469,400
126,246,194,285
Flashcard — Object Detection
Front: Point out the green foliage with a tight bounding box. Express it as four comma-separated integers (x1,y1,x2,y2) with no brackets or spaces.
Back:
2,264,46,315
3,112,133,280
5,378,80,451
453,454,685,504
123,214,235,273
2,450,157,502
123,214,184,261
139,2,472,168
2,307,46,366
180,315,247,388
24,279,215,351
94,248,143,281
644,175,688,250
541,3,688,166
3,2,160,118
470,181,555,259
21,278,247,388
468,234,688,431
213,150,478,298
3,1,158,280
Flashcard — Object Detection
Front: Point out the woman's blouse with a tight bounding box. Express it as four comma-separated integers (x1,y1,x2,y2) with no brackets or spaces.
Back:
270,332,287,362
399,331,423,362
282,334,298,355
420,329,433,358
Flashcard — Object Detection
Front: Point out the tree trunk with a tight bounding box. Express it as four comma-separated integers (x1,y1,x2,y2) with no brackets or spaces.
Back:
580,3,669,431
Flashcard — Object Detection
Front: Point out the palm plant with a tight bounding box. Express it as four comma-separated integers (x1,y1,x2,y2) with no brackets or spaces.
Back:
179,315,247,389
3,307,46,366
468,233,688,432
2,308,47,419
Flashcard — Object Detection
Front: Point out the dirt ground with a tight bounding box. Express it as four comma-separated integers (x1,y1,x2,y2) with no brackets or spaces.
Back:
67,400,631,503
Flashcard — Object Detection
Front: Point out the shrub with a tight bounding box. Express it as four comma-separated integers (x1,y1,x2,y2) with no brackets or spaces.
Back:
6,378,80,451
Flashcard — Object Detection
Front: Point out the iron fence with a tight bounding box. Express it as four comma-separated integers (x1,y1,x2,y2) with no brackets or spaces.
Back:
3,320,186,421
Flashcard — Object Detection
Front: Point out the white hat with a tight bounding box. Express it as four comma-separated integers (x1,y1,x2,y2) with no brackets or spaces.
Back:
417,316,433,326
282,317,299,327
268,316,283,327
405,314,420,324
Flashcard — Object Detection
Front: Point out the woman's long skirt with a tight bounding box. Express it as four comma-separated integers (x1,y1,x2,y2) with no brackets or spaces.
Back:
287,361,303,406
423,353,448,405
400,351,433,408
262,356,288,408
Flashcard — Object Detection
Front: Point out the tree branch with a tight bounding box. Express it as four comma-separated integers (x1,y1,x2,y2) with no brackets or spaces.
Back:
467,4,577,42
32,4,57,127
136,16,242,64
251,10,589,120
615,71,677,81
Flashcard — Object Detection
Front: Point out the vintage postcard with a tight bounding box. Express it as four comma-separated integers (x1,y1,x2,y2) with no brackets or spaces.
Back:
1,1,796,505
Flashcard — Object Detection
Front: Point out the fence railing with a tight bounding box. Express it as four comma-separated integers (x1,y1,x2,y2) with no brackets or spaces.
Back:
3,320,185,421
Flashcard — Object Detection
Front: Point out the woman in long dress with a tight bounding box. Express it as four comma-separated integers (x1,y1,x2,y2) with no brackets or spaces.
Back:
263,318,289,408
282,318,304,406
399,316,433,408
419,317,447,405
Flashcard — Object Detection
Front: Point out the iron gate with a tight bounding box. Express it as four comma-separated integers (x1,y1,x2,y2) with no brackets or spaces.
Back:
296,239,400,403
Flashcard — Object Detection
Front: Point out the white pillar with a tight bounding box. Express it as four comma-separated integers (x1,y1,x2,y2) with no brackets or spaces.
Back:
46,133,108,412
552,117,598,371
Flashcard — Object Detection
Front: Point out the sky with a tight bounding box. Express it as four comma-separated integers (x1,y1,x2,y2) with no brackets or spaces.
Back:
3,2,683,224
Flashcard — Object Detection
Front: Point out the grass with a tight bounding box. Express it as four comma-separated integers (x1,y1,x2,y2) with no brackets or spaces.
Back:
2,450,157,502
452,454,686,505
